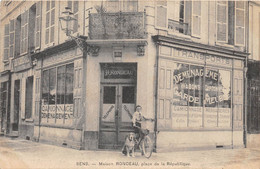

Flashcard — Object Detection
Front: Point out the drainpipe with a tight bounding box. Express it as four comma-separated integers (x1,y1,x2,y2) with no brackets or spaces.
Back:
154,41,159,153
244,1,250,148
37,56,43,142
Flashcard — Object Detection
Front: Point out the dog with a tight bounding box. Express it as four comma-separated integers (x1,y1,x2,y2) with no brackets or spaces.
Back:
121,132,136,157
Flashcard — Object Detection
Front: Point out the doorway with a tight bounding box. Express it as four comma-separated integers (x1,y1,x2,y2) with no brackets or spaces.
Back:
13,80,20,131
99,63,137,149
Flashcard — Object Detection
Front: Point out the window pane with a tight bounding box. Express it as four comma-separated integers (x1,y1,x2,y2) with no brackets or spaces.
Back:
57,66,66,104
189,65,204,107
73,1,78,13
65,64,74,104
42,70,49,104
51,9,55,25
204,68,219,107
103,86,116,104
122,86,135,104
172,63,189,106
218,70,231,108
49,68,56,105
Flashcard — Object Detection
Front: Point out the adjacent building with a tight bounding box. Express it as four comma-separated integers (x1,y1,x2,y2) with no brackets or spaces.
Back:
0,0,249,151
247,0,260,148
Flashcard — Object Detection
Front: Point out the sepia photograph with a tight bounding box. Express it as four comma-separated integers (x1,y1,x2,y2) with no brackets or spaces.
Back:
0,0,259,168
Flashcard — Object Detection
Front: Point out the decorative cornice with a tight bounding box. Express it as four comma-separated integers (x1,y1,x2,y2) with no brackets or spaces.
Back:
31,39,78,60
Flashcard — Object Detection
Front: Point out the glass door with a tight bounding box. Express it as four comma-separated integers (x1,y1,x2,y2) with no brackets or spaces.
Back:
99,84,135,149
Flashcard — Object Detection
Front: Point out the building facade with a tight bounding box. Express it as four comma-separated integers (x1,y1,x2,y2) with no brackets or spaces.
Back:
247,0,260,148
0,0,248,151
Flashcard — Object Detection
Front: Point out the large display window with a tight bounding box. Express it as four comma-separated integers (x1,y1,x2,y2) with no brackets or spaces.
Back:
160,61,231,129
41,63,74,125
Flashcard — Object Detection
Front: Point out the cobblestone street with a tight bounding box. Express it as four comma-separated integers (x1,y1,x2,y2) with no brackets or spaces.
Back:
0,137,260,169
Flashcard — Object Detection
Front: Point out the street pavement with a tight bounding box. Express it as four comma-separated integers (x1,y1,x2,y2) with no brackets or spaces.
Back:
0,137,260,169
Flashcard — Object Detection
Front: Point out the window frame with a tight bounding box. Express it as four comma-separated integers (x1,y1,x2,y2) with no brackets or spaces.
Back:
191,0,201,38
20,10,29,55
234,1,246,46
41,63,74,123
3,23,10,62
216,1,228,43
45,0,55,45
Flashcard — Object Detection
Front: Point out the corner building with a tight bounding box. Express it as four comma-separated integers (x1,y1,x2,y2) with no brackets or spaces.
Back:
0,0,248,151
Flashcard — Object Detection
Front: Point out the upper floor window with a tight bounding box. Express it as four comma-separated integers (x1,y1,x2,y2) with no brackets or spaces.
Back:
104,0,138,12
156,0,201,37
216,1,245,46
67,1,79,34
35,1,42,49
45,0,55,45
20,10,29,54
3,23,9,62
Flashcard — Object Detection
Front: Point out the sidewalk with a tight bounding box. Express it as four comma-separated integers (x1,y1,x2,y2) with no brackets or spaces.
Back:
0,137,260,169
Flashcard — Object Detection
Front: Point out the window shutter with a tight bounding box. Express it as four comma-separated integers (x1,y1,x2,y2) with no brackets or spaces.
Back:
3,24,9,61
20,10,29,54
73,1,79,33
235,1,245,46
9,19,15,58
216,1,228,43
15,15,21,57
35,1,41,49
156,1,167,28
192,1,201,37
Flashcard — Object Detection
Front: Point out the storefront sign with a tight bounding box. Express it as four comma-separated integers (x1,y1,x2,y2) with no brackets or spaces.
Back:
41,104,74,125
104,67,136,79
12,54,32,72
171,48,232,67
172,106,188,128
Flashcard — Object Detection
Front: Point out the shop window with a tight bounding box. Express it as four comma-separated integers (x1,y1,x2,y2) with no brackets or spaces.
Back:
172,63,189,106
49,68,56,105
161,61,231,129
41,63,74,124
45,0,55,45
42,70,49,105
217,1,245,46
156,0,200,36
25,76,34,119
65,64,74,104
104,0,138,12
57,66,66,104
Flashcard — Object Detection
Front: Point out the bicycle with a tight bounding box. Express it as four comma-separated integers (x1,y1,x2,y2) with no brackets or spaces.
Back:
134,121,154,158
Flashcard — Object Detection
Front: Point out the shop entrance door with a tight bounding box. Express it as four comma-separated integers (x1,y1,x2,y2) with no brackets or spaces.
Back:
99,84,135,149
13,80,20,131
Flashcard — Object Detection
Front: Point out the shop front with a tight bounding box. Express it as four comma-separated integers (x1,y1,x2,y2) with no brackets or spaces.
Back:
9,54,34,139
33,42,86,149
0,70,11,135
154,36,246,151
